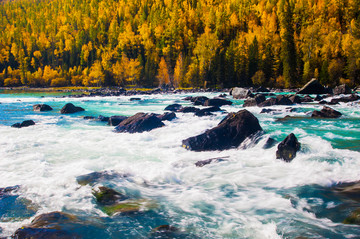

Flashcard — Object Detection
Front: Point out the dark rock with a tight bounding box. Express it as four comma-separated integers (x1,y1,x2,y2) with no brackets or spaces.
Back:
13,211,82,239
334,84,352,95
149,225,181,238
288,95,302,104
311,106,342,118
60,103,85,114
114,113,165,133
0,185,19,196
231,87,252,99
157,112,176,121
178,107,199,113
263,137,278,149
276,95,293,105
218,93,227,98
276,133,301,162
130,97,141,101
182,110,262,151
260,108,279,114
98,115,109,122
255,86,270,92
314,95,323,101
191,96,209,105
344,209,360,225
332,181,360,202
330,94,360,104
203,98,233,107
33,104,53,112
300,95,314,103
243,94,266,107
108,116,128,126
195,157,228,167
164,104,182,112
258,97,278,107
93,186,128,206
297,79,327,94
11,120,35,128
83,116,95,120
195,106,221,117
76,170,128,186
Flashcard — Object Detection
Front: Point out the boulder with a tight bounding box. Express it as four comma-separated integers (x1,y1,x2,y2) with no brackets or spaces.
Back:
76,170,128,186
33,104,53,112
98,115,109,122
231,87,252,99
60,103,85,114
203,98,232,107
178,106,199,113
314,95,324,101
13,211,82,239
157,112,176,121
195,106,221,117
255,86,270,92
297,79,326,94
276,95,293,105
311,106,342,118
276,133,301,162
288,95,302,104
182,110,262,151
258,97,278,107
93,186,128,206
108,116,128,126
11,120,35,128
300,95,314,103
330,94,360,104
114,113,165,133
263,137,278,149
191,96,209,105
130,97,141,101
83,116,95,120
243,94,266,107
164,104,182,112
334,84,352,95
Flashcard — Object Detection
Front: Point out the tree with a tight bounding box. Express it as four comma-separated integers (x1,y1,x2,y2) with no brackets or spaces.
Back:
157,57,170,87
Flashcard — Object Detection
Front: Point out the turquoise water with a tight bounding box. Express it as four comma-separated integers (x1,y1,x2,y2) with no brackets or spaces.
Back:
0,91,360,238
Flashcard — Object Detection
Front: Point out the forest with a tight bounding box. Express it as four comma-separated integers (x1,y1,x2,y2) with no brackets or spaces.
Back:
0,0,359,89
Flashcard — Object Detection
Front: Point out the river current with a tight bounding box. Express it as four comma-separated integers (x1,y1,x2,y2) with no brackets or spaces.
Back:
0,90,360,238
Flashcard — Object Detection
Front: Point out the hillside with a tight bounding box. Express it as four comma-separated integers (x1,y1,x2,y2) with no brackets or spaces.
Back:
0,0,359,88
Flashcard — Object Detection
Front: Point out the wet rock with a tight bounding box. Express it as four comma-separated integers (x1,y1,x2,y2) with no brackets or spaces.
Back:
330,94,360,104
76,170,128,186
114,113,165,133
83,116,95,120
231,87,252,99
182,110,262,151
334,84,352,95
195,106,221,117
130,97,141,101
178,106,199,113
164,104,182,112
260,108,281,114
203,98,232,107
300,95,314,103
311,106,342,118
60,103,85,114
255,86,270,92
332,181,360,202
98,115,109,122
297,79,327,94
288,95,302,104
314,95,324,101
344,209,360,225
157,112,176,121
149,225,182,239
263,137,278,149
93,186,128,206
13,211,82,239
101,199,157,216
195,157,228,167
11,120,35,128
0,186,19,196
191,96,209,105
108,116,128,126
276,133,301,162
33,104,53,112
243,94,266,107
258,97,278,107
276,95,293,105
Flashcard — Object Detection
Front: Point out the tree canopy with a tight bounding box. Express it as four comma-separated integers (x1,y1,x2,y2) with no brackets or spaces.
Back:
0,0,359,88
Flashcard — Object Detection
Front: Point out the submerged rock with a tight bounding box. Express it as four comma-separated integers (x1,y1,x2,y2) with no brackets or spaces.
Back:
243,94,266,107
114,113,165,133
60,103,85,114
98,115,110,122
311,106,342,118
276,133,301,162
130,97,141,101
164,104,182,112
149,225,183,239
195,157,228,167
178,106,199,113
297,79,327,94
182,110,262,151
190,96,209,105
330,94,360,104
93,186,128,206
344,209,360,225
195,106,221,117
76,170,128,186
11,120,35,128
13,211,82,239
33,104,53,112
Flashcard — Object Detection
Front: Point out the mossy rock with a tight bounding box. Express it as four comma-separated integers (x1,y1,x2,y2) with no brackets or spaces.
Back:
101,199,157,216
92,186,128,206
343,208,360,224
